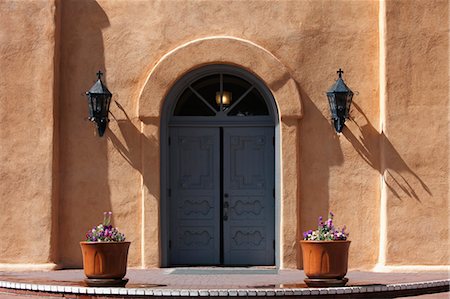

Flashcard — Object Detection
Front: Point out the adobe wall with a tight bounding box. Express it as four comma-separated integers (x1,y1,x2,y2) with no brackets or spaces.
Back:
382,0,449,266
55,0,380,269
0,0,58,267
0,0,447,270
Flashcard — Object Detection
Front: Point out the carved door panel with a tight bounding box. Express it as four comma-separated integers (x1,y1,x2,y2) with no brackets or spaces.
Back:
223,127,275,265
169,127,221,265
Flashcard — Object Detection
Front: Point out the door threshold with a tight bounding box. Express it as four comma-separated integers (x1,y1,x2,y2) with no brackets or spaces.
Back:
166,266,278,275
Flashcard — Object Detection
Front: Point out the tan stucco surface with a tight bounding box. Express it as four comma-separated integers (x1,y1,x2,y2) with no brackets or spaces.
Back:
0,0,58,265
0,0,448,270
383,0,449,265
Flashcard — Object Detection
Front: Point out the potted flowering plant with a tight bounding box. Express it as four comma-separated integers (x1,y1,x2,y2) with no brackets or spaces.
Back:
300,212,350,287
80,212,130,287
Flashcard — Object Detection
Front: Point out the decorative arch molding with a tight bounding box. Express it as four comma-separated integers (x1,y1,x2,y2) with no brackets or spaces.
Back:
138,36,302,269
138,36,302,120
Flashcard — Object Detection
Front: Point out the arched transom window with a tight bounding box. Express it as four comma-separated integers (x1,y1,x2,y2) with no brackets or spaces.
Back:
172,70,273,122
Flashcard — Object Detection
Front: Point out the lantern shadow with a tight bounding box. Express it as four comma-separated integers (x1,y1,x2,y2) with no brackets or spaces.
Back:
58,0,111,268
108,101,158,197
296,84,344,268
343,103,431,202
108,101,160,268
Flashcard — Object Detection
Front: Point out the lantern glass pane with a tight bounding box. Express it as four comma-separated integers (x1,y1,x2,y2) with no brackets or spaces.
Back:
105,95,112,116
334,93,346,119
101,96,108,118
88,96,95,118
327,94,337,118
336,94,346,110
345,93,353,118
93,97,99,114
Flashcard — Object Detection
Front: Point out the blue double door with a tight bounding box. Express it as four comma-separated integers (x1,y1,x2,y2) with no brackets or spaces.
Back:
168,126,275,266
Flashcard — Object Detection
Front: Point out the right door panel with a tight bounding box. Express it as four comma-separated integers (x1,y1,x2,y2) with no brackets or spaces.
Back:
223,127,275,265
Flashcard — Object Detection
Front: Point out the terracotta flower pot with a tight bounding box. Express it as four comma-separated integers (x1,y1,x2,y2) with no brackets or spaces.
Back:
300,240,350,279
80,241,130,279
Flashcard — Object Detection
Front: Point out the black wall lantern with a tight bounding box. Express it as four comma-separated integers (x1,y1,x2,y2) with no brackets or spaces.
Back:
85,70,112,137
326,69,354,133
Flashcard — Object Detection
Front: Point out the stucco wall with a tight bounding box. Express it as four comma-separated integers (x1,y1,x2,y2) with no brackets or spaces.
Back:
0,0,448,270
57,0,144,268
56,0,380,269
289,1,380,269
383,0,449,265
0,0,58,265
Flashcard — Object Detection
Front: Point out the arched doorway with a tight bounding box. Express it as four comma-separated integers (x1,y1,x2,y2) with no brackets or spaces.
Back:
161,65,278,266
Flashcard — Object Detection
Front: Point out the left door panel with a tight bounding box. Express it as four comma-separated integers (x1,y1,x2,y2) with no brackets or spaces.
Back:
169,127,221,265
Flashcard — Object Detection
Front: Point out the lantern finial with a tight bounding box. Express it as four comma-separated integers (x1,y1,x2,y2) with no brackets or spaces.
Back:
337,68,344,78
96,70,104,80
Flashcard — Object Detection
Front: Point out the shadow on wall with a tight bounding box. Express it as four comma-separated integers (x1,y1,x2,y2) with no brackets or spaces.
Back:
296,83,430,270
343,103,431,202
58,0,112,268
108,101,158,195
107,101,160,269
297,83,344,267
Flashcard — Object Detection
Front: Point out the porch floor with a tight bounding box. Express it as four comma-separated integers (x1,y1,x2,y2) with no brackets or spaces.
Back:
0,268,449,298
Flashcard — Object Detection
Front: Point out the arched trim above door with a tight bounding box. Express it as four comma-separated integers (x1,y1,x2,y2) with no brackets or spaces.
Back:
138,36,302,120
137,36,302,269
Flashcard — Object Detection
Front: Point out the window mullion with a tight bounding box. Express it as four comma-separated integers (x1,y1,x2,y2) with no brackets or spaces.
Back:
226,85,254,115
188,86,217,115
219,73,223,112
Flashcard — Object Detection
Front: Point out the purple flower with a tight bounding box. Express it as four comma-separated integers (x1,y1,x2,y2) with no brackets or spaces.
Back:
326,218,333,229
85,212,126,242
304,212,348,241
318,216,324,227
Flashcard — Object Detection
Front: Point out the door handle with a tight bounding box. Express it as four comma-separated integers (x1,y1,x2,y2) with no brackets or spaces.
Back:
223,201,229,221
